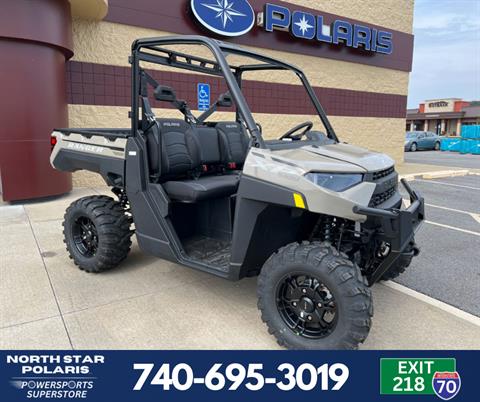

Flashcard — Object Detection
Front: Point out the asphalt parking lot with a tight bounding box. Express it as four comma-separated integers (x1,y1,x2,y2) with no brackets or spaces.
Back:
399,174,480,316
405,150,480,170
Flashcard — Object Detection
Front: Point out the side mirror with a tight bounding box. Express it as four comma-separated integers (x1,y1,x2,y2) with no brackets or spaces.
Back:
218,92,232,108
154,85,177,102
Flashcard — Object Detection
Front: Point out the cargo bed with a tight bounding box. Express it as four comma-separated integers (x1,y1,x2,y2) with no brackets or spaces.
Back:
50,128,129,187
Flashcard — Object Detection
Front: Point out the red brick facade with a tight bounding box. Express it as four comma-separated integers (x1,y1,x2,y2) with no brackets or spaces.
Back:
66,61,407,118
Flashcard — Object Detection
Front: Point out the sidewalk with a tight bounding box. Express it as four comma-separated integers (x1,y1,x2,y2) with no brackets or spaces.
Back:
397,162,472,179
1,186,479,350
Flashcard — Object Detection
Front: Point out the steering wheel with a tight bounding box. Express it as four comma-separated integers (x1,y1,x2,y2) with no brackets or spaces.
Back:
280,121,313,140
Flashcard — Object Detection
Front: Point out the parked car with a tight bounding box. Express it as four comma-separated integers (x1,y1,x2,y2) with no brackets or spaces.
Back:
405,131,442,152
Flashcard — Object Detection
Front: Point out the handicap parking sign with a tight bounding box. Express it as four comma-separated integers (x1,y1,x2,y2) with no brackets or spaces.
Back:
197,83,210,111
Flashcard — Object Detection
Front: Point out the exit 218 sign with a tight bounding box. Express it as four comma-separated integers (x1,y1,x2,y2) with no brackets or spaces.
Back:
380,358,461,399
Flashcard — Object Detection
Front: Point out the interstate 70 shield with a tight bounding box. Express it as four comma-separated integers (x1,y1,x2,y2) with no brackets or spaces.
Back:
432,372,461,400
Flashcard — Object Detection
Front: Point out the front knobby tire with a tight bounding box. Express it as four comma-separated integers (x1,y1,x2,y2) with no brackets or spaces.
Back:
257,241,373,350
63,195,133,273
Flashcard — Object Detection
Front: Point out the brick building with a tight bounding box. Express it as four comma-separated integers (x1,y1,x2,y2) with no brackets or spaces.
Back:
407,98,480,136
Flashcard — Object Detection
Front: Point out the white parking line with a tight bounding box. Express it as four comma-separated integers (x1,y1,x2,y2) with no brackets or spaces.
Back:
415,179,480,191
381,281,480,327
425,220,480,236
403,200,480,231
425,203,478,216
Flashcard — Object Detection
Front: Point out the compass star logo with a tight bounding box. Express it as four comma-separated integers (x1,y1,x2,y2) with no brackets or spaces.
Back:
294,15,314,36
202,0,246,29
291,12,315,39
191,0,255,37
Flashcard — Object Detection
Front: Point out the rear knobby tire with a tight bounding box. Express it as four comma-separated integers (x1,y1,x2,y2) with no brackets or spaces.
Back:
380,243,417,281
63,195,133,273
257,241,372,350
380,259,409,281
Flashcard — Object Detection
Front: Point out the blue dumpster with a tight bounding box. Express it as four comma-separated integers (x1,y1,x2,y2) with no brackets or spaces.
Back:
440,138,462,152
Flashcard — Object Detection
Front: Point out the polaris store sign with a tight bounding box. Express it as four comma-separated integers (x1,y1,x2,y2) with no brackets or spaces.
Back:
190,0,393,55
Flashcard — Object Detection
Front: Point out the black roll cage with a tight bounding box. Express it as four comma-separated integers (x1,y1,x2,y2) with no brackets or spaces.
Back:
130,35,339,148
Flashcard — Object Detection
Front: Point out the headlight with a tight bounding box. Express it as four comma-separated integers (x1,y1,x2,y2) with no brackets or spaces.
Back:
305,173,363,192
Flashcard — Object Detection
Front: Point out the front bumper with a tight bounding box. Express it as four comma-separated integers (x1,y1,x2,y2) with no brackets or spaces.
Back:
352,179,425,284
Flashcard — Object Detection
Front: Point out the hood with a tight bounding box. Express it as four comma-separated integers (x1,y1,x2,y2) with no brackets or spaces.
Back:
264,144,395,172
269,143,395,173
301,143,395,172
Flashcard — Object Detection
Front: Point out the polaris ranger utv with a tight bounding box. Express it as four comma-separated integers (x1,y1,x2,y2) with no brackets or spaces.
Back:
51,36,424,349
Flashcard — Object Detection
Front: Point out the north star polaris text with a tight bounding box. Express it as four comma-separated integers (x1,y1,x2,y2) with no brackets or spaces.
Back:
51,35,424,350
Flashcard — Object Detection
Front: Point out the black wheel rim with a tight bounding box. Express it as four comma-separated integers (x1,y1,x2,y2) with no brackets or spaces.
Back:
276,273,337,339
72,216,98,257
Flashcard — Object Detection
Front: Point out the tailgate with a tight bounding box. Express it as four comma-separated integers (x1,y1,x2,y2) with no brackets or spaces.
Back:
50,130,127,187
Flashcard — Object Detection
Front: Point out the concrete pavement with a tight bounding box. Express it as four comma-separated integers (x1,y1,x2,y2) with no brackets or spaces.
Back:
1,187,479,350
405,150,480,171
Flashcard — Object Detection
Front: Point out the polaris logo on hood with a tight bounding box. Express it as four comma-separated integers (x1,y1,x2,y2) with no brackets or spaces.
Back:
190,0,255,37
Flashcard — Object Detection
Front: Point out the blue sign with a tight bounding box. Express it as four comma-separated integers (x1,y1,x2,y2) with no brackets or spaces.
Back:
189,0,393,55
197,83,210,111
190,0,255,37
0,351,475,402
262,3,393,55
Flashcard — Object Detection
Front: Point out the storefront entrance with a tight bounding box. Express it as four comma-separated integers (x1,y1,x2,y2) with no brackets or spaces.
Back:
427,119,442,134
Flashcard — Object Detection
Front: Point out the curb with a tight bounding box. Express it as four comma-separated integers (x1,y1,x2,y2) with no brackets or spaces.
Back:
400,169,471,181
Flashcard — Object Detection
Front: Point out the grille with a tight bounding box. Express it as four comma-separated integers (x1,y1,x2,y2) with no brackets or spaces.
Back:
369,185,397,207
372,166,395,181
367,166,398,207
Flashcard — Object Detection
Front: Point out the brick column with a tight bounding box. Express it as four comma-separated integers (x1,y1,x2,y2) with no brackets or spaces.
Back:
0,0,73,201
424,120,428,131
456,120,462,136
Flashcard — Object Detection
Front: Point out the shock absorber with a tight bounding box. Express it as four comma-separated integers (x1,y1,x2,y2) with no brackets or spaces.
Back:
323,216,333,242
112,187,129,210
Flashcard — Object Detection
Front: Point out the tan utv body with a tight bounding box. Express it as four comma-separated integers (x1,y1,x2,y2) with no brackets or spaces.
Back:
51,36,424,350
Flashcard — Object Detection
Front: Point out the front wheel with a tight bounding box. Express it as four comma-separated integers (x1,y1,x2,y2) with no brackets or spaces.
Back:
410,142,418,152
257,242,373,350
434,141,441,151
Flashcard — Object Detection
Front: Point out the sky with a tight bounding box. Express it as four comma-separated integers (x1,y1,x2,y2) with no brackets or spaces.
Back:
407,0,480,108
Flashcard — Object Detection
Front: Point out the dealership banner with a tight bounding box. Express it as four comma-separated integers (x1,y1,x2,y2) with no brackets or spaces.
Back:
0,351,475,401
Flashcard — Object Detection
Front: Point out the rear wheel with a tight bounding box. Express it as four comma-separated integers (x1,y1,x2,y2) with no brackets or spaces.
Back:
63,195,133,273
257,242,372,350
410,142,418,152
